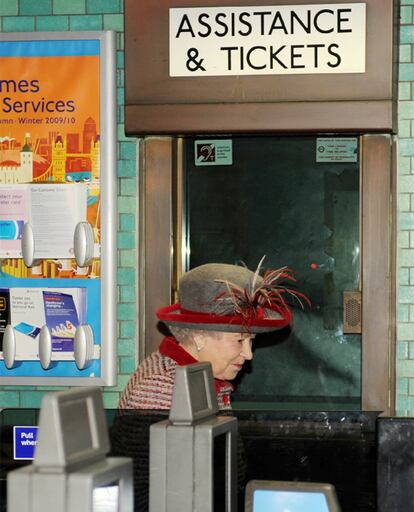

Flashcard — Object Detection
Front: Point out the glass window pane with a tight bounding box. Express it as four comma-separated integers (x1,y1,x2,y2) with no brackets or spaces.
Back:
184,136,361,410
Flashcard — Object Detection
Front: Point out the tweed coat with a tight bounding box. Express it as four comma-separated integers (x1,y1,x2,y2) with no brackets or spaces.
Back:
118,336,233,410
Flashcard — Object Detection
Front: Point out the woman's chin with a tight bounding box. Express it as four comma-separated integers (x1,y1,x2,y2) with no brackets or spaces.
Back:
221,368,242,380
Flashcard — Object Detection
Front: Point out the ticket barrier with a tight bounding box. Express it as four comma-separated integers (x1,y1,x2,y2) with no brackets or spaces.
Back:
6,387,133,512
147,362,341,512
3,365,348,512
149,363,238,512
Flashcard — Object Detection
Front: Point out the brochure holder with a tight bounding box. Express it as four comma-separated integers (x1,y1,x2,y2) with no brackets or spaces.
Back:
74,325,95,370
21,222,36,268
2,323,97,371
3,325,16,369
38,326,52,370
74,222,95,267
22,220,95,269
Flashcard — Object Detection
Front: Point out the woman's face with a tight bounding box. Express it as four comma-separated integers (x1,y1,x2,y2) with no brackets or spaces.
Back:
195,331,254,380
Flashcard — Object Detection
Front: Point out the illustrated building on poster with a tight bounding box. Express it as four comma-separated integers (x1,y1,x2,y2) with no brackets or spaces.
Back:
0,135,33,184
0,118,100,185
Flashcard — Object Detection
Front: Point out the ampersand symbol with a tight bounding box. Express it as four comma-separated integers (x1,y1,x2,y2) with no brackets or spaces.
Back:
186,48,206,72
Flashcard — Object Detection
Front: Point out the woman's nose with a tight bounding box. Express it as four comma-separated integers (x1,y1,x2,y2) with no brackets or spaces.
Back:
241,338,253,360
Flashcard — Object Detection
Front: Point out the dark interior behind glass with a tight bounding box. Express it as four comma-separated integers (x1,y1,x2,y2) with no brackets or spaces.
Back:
184,136,361,410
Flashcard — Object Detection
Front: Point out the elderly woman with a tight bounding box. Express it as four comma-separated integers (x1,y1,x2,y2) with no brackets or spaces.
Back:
119,261,303,410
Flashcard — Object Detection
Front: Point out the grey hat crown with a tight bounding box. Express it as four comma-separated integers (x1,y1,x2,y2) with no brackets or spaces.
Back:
157,261,291,332
179,263,262,316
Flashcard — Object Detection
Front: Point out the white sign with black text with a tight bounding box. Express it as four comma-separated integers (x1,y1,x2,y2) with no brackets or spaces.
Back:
169,3,366,77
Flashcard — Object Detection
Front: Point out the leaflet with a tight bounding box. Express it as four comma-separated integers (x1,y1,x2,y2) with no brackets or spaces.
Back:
0,187,28,257
9,288,44,359
4,287,87,359
43,290,85,352
0,288,10,351
30,184,87,259
0,184,87,259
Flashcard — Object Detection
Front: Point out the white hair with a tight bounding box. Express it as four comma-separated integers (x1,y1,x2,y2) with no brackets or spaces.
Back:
167,325,222,345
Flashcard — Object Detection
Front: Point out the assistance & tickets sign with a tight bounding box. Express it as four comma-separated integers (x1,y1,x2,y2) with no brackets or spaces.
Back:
169,3,366,77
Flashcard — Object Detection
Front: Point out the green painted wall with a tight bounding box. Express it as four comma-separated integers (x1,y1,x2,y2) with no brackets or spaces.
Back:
0,0,137,408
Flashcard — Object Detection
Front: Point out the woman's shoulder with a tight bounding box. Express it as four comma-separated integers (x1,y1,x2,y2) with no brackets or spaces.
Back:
118,350,177,410
140,350,178,379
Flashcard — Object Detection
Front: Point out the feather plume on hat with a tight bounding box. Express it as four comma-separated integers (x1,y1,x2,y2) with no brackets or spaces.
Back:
212,256,311,330
157,257,309,333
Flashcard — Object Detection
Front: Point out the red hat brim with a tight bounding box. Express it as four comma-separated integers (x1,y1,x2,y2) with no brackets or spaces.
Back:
156,303,292,333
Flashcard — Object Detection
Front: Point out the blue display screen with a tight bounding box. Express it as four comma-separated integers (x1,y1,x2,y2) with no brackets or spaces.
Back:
253,489,330,512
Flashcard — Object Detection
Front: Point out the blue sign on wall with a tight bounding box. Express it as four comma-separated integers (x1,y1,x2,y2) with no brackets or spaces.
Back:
13,426,38,460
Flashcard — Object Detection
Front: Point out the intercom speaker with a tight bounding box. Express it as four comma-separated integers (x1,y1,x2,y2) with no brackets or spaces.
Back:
343,290,362,334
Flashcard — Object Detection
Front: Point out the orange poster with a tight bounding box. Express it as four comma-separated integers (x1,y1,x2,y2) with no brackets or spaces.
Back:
0,39,101,279
0,40,100,184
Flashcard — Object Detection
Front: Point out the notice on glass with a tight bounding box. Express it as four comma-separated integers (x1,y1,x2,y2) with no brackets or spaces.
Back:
0,184,87,259
316,137,358,163
194,139,233,166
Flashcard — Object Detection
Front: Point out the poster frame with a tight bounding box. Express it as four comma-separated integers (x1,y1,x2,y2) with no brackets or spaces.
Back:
0,30,117,386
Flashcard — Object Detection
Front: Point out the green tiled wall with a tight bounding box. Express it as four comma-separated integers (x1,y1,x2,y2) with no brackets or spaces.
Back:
398,0,414,417
1,2,414,417
0,0,137,408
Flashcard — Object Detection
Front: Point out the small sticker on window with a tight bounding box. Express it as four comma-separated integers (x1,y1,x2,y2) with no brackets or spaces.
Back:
194,140,233,166
316,138,358,163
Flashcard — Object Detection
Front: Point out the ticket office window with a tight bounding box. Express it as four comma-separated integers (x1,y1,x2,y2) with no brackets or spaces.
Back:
139,134,395,414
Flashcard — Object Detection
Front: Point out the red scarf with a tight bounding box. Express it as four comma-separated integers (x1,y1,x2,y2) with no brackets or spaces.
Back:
159,336,233,395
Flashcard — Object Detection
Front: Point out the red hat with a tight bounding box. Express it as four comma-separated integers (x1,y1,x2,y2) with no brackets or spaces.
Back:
157,260,309,333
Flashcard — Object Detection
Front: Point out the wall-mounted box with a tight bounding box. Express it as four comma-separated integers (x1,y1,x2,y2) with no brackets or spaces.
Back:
125,0,398,134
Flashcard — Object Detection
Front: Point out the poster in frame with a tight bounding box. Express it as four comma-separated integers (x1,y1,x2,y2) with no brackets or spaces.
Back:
0,31,117,386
